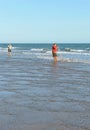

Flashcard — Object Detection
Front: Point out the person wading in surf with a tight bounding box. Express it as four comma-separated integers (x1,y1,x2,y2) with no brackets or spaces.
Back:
8,44,12,56
52,43,58,62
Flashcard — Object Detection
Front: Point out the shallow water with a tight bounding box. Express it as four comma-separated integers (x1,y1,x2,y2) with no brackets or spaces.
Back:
0,54,90,130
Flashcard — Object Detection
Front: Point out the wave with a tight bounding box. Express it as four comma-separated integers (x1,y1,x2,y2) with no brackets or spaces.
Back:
59,57,90,64
86,48,90,52
31,48,43,51
60,51,90,56
0,47,7,52
64,47,90,53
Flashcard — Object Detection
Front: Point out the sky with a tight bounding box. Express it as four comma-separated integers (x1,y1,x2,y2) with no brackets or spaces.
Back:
0,0,90,43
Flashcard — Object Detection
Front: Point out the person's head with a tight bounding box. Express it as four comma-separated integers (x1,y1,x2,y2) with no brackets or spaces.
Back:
53,43,57,46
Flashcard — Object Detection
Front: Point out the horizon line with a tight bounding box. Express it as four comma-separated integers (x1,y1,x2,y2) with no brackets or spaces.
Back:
0,42,90,44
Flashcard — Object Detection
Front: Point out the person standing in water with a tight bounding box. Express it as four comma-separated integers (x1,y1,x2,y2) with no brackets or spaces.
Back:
52,43,58,62
8,44,12,55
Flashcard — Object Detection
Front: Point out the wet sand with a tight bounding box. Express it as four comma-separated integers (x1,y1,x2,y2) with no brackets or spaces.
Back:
0,55,90,130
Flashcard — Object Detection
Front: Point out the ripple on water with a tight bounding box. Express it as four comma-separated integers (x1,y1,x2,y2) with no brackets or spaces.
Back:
0,91,15,98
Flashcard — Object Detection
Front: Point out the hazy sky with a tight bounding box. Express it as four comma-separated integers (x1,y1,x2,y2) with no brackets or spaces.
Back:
0,0,90,43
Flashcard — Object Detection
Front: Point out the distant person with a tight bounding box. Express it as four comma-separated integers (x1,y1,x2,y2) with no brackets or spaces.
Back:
8,44,12,55
52,43,58,62
8,44,12,52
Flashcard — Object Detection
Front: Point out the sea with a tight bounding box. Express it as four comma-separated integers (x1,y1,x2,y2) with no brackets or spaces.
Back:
0,43,90,130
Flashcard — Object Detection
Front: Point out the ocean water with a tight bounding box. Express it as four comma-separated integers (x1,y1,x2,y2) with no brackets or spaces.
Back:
0,43,90,130
1,43,90,63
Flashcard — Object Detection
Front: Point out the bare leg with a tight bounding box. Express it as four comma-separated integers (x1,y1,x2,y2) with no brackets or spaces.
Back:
54,56,58,62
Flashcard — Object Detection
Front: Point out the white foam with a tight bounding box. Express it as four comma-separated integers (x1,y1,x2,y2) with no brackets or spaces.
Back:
30,48,43,51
